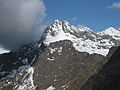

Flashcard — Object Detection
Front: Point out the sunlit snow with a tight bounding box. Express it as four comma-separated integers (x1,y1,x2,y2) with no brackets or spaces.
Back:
43,20,119,56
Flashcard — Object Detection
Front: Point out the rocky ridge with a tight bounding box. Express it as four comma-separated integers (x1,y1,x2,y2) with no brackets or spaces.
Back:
0,20,120,90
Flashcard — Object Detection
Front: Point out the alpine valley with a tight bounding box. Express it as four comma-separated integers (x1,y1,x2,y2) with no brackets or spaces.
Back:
0,20,120,90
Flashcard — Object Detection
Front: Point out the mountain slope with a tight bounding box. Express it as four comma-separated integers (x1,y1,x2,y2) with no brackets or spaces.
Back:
98,27,120,40
81,46,120,90
0,20,120,90
33,40,106,90
43,20,120,56
67,46,118,90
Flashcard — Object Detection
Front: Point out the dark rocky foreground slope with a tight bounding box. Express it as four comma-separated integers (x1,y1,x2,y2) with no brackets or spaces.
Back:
0,40,105,90
33,40,105,90
80,46,120,90
0,20,120,90
0,42,117,90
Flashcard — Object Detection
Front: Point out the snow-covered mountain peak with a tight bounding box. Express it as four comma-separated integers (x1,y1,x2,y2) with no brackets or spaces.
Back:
78,25,93,32
63,20,69,25
54,19,60,23
44,20,94,41
43,20,120,56
45,20,92,36
44,20,75,37
105,27,115,30
101,27,116,33
98,27,120,40
0,47,10,54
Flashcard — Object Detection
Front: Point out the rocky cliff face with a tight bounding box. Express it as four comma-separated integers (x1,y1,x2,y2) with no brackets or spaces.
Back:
0,20,120,90
81,46,120,90
67,46,118,90
33,40,105,90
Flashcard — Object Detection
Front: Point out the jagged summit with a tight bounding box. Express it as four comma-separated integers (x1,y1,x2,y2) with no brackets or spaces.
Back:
78,25,93,32
0,20,119,56
42,20,120,56
0,20,120,90
47,20,92,33
46,20,78,34
98,27,120,39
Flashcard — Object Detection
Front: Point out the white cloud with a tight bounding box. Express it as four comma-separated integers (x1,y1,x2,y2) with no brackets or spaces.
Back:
0,0,46,50
108,2,120,9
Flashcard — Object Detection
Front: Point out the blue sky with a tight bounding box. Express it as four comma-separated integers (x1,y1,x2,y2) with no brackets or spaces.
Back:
44,0,120,32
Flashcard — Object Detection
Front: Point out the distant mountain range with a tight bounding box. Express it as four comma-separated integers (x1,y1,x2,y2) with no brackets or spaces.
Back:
0,20,120,90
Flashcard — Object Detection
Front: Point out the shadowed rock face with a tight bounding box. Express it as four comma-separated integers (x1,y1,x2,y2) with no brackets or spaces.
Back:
64,46,118,90
33,40,105,90
81,46,120,90
0,40,108,90
0,40,46,79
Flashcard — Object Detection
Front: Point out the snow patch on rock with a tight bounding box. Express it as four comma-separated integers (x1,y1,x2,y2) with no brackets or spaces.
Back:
98,27,120,40
0,47,10,54
43,21,120,56
46,86,55,90
17,66,36,90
